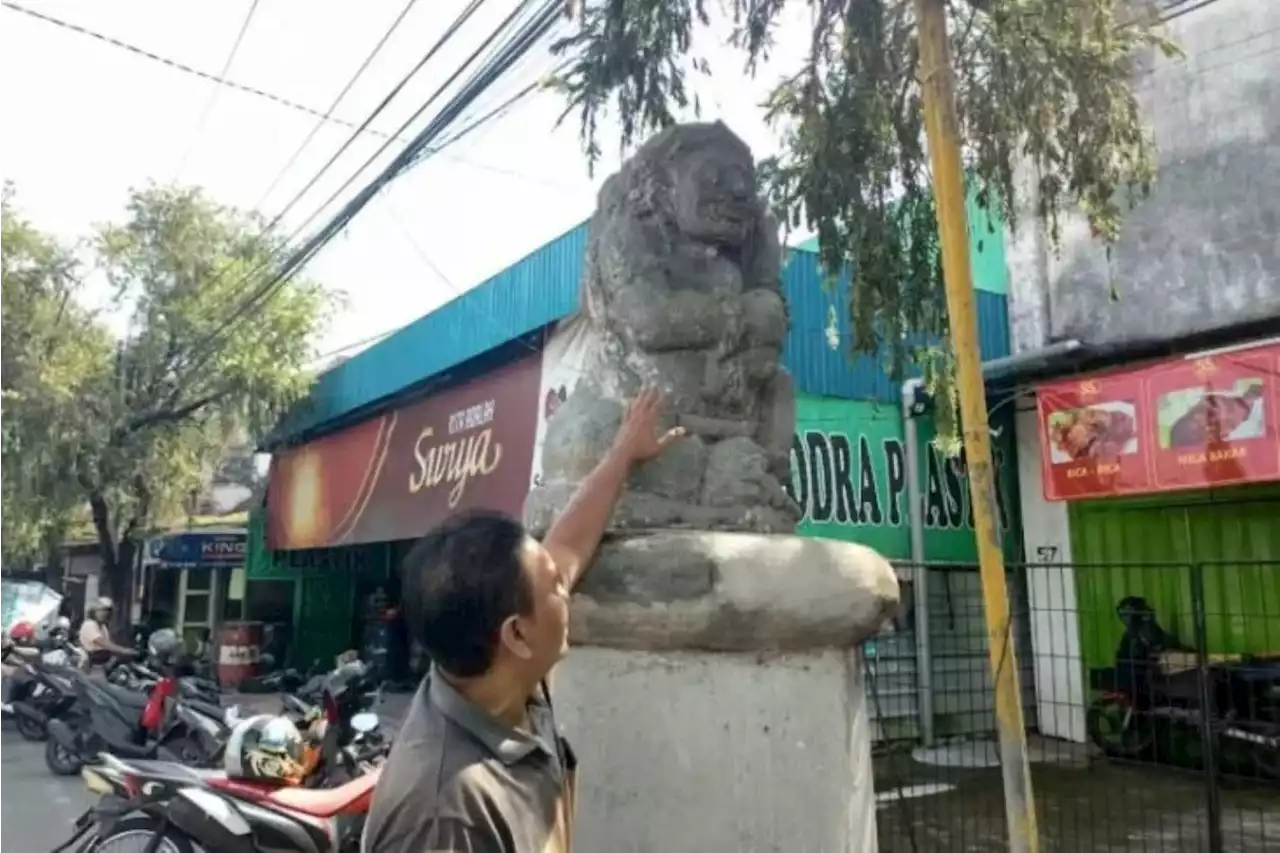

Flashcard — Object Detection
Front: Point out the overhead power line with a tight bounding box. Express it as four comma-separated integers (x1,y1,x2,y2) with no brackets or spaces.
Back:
0,0,562,190
180,0,566,376
255,0,423,210
174,0,261,179
259,0,490,232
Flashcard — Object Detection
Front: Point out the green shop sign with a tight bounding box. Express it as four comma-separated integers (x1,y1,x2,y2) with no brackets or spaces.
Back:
785,395,1019,562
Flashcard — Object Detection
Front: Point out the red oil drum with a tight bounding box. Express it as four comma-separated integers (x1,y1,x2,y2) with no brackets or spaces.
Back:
218,621,263,689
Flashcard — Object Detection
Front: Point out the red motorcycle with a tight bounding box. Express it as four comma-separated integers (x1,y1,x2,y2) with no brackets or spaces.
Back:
52,752,379,853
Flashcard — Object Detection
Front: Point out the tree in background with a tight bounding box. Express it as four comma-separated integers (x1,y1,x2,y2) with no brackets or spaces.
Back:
2,185,329,631
84,185,332,626
2,184,110,577
552,0,1178,438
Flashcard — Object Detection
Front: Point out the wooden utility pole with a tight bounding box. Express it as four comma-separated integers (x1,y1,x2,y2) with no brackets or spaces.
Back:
912,1,1041,851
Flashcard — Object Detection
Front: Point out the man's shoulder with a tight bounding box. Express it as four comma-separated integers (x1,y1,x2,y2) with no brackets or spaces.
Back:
365,712,508,850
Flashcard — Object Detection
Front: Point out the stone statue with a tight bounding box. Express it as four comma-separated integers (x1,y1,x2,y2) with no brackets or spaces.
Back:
525,121,801,536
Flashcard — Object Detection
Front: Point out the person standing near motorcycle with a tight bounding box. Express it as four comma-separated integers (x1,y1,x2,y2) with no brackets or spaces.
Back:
78,597,137,670
363,388,684,853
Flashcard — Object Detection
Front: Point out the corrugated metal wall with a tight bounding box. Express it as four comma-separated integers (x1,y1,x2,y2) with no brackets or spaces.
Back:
281,227,1011,439
780,250,1010,401
1070,483,1280,674
281,223,589,438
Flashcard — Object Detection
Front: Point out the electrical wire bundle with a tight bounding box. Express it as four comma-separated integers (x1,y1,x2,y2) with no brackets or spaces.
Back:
199,0,569,362
4,0,571,367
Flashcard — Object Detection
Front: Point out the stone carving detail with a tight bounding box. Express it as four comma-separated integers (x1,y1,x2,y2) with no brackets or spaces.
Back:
525,122,800,535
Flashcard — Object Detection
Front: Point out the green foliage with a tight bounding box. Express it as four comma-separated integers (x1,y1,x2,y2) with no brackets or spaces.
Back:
1,185,330,580
2,185,110,561
553,0,1179,442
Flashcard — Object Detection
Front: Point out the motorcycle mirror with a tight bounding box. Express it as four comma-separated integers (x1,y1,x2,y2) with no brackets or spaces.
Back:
351,712,380,735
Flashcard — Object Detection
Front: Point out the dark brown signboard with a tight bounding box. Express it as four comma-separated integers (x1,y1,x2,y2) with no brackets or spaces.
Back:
266,354,542,549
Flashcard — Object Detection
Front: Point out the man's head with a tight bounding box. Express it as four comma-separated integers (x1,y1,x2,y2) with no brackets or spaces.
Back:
92,597,114,622
400,511,569,684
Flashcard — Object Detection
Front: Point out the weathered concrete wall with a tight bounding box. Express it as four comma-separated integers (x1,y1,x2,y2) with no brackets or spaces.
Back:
554,647,878,853
1007,0,1280,353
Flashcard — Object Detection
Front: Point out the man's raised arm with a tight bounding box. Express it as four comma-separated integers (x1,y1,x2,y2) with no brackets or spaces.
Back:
541,387,683,590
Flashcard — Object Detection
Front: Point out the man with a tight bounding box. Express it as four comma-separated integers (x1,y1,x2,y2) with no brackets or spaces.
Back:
364,387,683,853
78,597,137,667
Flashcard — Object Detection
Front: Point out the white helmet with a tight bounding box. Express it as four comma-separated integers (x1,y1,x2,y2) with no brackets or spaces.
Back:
94,597,114,611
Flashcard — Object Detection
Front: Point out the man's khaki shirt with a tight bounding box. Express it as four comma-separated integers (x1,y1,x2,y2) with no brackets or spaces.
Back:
363,671,577,853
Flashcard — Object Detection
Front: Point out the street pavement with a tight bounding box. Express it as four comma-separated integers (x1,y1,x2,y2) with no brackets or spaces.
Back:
2,727,96,850
0,691,413,850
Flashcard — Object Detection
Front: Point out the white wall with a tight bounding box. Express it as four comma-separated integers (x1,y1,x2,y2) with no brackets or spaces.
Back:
530,315,591,489
555,647,878,853
1016,405,1086,743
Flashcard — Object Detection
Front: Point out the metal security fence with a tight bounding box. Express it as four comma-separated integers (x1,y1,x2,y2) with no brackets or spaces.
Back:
867,560,1280,853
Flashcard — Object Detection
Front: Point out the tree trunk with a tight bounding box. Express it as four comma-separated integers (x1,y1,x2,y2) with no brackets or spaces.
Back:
41,534,65,593
87,491,139,639
104,539,138,639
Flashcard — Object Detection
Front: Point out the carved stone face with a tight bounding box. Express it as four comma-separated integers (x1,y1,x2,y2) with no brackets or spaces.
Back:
672,148,757,247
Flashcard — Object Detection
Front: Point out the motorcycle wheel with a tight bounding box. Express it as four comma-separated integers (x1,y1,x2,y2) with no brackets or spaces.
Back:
44,736,83,776
1086,698,1153,759
95,816,207,853
14,710,47,741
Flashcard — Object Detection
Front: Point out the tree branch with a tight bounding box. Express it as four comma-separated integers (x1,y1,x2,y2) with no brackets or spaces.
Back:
123,388,228,435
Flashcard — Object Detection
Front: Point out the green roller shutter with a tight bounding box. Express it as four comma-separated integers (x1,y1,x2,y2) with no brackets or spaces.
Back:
1070,484,1280,673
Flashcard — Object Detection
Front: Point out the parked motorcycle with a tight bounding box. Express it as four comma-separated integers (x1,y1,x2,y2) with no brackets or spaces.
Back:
6,639,84,741
53,708,385,853
1087,596,1280,779
53,751,381,853
280,660,389,786
44,666,234,776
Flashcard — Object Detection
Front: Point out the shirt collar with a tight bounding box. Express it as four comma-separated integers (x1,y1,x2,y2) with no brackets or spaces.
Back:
426,666,555,765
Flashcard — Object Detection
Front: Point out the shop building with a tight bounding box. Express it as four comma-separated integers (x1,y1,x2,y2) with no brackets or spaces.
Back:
1004,0,1280,744
254,205,1020,739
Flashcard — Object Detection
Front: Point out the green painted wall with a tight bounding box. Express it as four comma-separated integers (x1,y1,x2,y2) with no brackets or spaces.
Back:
1070,484,1280,673
787,395,1021,562
794,191,1007,295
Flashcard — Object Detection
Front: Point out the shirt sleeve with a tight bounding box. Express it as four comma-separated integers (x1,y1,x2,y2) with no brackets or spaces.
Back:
420,818,505,853
78,621,103,651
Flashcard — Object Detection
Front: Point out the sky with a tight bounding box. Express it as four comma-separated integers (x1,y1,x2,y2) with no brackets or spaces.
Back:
1,0,813,365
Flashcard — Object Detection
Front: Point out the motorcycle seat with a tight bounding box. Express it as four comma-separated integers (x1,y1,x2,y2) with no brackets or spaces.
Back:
102,682,152,710
267,768,382,817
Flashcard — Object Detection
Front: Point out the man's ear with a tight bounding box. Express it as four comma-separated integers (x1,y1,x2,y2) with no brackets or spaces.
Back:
498,614,534,661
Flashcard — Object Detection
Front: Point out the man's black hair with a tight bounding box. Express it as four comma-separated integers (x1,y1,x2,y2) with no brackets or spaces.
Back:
399,510,533,677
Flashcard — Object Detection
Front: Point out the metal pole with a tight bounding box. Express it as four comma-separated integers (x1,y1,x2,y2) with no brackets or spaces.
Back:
912,1,1040,850
903,378,936,746
1189,562,1225,853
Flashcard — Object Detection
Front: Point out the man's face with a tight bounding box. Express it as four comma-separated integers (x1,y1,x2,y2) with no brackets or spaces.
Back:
507,536,571,678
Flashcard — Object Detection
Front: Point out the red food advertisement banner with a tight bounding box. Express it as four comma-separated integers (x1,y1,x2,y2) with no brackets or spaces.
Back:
1146,347,1280,491
1038,374,1151,500
1037,341,1280,501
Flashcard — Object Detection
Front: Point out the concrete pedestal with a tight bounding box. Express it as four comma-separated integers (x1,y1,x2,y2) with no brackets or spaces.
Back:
556,531,896,853
556,647,877,853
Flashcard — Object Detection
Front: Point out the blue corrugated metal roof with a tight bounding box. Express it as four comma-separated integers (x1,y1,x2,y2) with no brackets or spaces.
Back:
274,222,1010,442
273,222,590,441
778,249,1009,401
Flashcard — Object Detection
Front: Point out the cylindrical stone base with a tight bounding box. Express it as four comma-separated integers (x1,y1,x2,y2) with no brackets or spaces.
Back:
553,646,879,853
